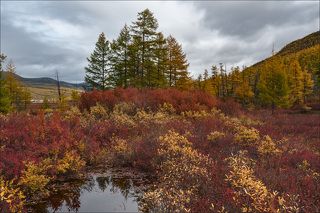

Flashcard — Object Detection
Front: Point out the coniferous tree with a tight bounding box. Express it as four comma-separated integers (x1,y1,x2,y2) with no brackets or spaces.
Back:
84,9,191,90
85,32,111,90
202,69,214,94
111,25,131,88
219,63,226,97
166,35,189,89
302,69,314,103
286,58,304,105
154,32,168,87
211,65,220,96
235,79,254,105
131,9,159,88
4,61,31,110
5,62,20,105
197,74,203,90
258,59,289,112
0,53,11,113
229,66,242,96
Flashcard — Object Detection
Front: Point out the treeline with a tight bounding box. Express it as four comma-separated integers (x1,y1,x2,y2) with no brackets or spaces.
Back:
85,9,319,110
195,45,319,109
85,9,191,90
0,54,31,113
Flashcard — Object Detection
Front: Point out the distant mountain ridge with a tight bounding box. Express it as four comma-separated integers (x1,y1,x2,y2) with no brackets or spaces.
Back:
1,71,85,89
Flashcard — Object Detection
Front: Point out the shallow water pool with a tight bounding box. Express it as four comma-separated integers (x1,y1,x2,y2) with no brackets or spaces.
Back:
29,170,146,213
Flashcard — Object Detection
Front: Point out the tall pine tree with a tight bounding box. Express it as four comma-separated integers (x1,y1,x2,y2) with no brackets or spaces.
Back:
166,35,190,89
154,32,168,87
110,25,131,88
131,9,159,88
85,32,111,90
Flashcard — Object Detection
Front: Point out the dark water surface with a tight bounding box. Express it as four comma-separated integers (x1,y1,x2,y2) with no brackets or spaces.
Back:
29,170,148,213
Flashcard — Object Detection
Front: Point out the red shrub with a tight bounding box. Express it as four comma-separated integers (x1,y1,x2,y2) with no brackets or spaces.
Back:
79,88,217,113
216,98,244,116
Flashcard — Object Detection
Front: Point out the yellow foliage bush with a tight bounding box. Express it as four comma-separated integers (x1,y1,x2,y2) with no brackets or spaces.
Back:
90,103,108,119
111,110,136,127
207,131,225,142
135,109,152,121
298,160,320,180
239,116,263,126
153,111,168,121
56,151,85,175
140,187,193,213
19,161,51,193
277,193,302,212
113,102,136,115
63,106,82,120
135,109,171,124
225,151,275,212
158,102,176,114
0,176,25,213
140,131,213,212
110,137,133,165
182,110,209,118
234,127,260,146
257,135,281,156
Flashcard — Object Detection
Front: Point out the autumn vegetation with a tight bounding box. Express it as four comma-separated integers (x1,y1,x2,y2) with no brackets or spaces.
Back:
0,8,319,213
0,88,319,212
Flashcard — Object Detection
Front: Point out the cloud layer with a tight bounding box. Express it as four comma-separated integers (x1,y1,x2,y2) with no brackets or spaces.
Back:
1,1,319,82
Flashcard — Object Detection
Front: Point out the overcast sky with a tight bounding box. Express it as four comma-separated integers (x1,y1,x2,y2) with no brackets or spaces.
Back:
1,1,319,82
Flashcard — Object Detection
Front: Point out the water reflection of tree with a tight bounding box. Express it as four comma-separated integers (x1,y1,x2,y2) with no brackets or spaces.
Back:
49,178,95,212
96,176,111,192
95,175,134,200
81,177,95,192
50,185,82,212
30,174,140,212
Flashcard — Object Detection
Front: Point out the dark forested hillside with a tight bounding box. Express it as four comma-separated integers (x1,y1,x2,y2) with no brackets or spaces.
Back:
277,31,320,56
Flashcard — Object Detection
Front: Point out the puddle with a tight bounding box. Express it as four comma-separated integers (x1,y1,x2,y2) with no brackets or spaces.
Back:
28,170,148,212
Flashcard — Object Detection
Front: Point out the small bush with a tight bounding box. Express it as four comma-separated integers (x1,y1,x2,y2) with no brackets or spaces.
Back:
109,137,133,166
234,126,260,146
89,103,108,119
141,131,213,212
56,151,85,176
207,131,225,142
257,135,281,156
19,161,51,194
0,176,25,213
225,151,274,212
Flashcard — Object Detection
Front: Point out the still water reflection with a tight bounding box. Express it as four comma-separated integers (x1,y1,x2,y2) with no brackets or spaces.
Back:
29,172,143,212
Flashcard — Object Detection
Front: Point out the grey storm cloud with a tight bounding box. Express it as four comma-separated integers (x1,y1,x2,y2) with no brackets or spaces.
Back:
1,1,319,82
1,14,86,81
195,1,318,39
